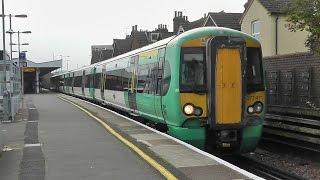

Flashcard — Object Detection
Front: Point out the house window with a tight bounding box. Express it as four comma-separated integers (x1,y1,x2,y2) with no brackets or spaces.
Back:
150,33,160,42
252,20,260,41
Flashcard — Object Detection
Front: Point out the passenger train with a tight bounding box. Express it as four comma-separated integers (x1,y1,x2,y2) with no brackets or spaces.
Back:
51,27,266,153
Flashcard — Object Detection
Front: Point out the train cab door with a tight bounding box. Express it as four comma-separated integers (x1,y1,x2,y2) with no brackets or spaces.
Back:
128,56,138,113
206,37,246,128
154,48,166,123
101,64,106,100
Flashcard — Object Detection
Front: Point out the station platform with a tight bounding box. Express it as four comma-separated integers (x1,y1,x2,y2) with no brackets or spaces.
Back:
0,92,262,180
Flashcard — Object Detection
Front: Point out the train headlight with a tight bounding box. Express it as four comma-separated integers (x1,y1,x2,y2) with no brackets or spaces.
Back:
183,104,194,115
247,102,264,114
194,107,203,116
254,102,263,113
183,103,203,116
247,106,254,114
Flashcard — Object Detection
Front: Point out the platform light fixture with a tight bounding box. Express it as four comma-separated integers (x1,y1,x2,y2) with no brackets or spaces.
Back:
0,13,28,60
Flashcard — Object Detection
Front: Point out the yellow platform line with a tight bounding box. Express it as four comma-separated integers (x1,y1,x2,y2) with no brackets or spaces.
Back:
57,96,178,180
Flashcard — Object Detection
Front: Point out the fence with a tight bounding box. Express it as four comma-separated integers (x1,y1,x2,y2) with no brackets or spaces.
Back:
264,52,320,114
0,61,22,121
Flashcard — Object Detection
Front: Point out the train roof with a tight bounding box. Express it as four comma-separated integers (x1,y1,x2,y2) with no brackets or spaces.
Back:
55,27,260,76
172,27,260,46
94,35,176,67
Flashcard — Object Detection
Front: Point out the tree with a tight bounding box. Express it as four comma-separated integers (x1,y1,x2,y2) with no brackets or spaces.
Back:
286,0,320,53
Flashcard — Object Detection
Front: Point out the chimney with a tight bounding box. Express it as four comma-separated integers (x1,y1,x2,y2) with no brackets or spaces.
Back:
186,16,188,21
132,26,134,31
204,13,206,18
244,0,251,10
173,11,188,33
174,11,177,17
135,25,137,31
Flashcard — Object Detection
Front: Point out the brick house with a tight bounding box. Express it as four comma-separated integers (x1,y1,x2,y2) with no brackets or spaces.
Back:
90,45,113,64
90,10,242,64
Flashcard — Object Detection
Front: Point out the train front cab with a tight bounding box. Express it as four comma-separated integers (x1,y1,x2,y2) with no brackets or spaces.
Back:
206,36,265,153
165,29,266,153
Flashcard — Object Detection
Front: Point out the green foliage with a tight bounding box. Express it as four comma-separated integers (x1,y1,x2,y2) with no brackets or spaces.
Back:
286,0,320,53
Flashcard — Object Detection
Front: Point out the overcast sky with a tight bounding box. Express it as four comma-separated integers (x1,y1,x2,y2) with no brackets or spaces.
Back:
3,0,247,70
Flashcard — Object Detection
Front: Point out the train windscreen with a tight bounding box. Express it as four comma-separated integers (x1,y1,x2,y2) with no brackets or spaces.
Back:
180,47,206,93
247,47,264,92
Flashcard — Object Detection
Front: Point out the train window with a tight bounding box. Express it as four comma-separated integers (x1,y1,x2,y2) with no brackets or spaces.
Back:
121,68,130,91
180,47,206,92
247,48,264,92
65,77,70,86
105,70,124,91
162,60,171,96
156,59,163,95
148,63,157,94
114,70,124,91
137,65,149,93
94,73,101,89
85,75,90,88
74,76,82,87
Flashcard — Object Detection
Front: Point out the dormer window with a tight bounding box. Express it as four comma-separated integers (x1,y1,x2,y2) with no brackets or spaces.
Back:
252,20,261,41
177,26,185,35
150,33,160,42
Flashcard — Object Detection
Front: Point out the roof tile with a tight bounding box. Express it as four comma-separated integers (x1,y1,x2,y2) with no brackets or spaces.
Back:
208,12,242,31
259,0,292,14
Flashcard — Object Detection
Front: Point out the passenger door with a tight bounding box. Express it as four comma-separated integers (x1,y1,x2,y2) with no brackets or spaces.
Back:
128,56,138,113
101,64,106,100
82,70,85,96
89,68,96,98
136,63,156,120
154,48,165,123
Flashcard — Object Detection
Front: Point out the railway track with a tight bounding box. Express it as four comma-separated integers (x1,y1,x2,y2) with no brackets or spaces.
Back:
263,114,320,152
221,155,306,180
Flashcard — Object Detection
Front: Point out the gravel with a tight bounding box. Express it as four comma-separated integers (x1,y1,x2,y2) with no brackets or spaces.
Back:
244,142,320,180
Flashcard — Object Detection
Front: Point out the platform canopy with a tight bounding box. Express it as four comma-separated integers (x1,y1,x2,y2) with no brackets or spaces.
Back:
24,59,62,76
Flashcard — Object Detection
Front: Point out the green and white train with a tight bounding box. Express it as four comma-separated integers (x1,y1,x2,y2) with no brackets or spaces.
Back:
51,27,266,153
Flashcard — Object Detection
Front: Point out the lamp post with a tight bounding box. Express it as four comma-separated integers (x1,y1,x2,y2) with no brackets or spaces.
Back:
6,31,31,96
1,0,8,121
58,55,70,72
6,31,31,68
0,14,27,60
66,59,70,71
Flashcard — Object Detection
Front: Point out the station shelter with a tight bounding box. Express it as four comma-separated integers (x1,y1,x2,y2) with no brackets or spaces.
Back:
23,60,62,93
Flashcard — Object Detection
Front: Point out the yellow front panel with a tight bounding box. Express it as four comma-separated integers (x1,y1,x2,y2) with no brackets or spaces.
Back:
182,36,211,47
216,48,242,124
